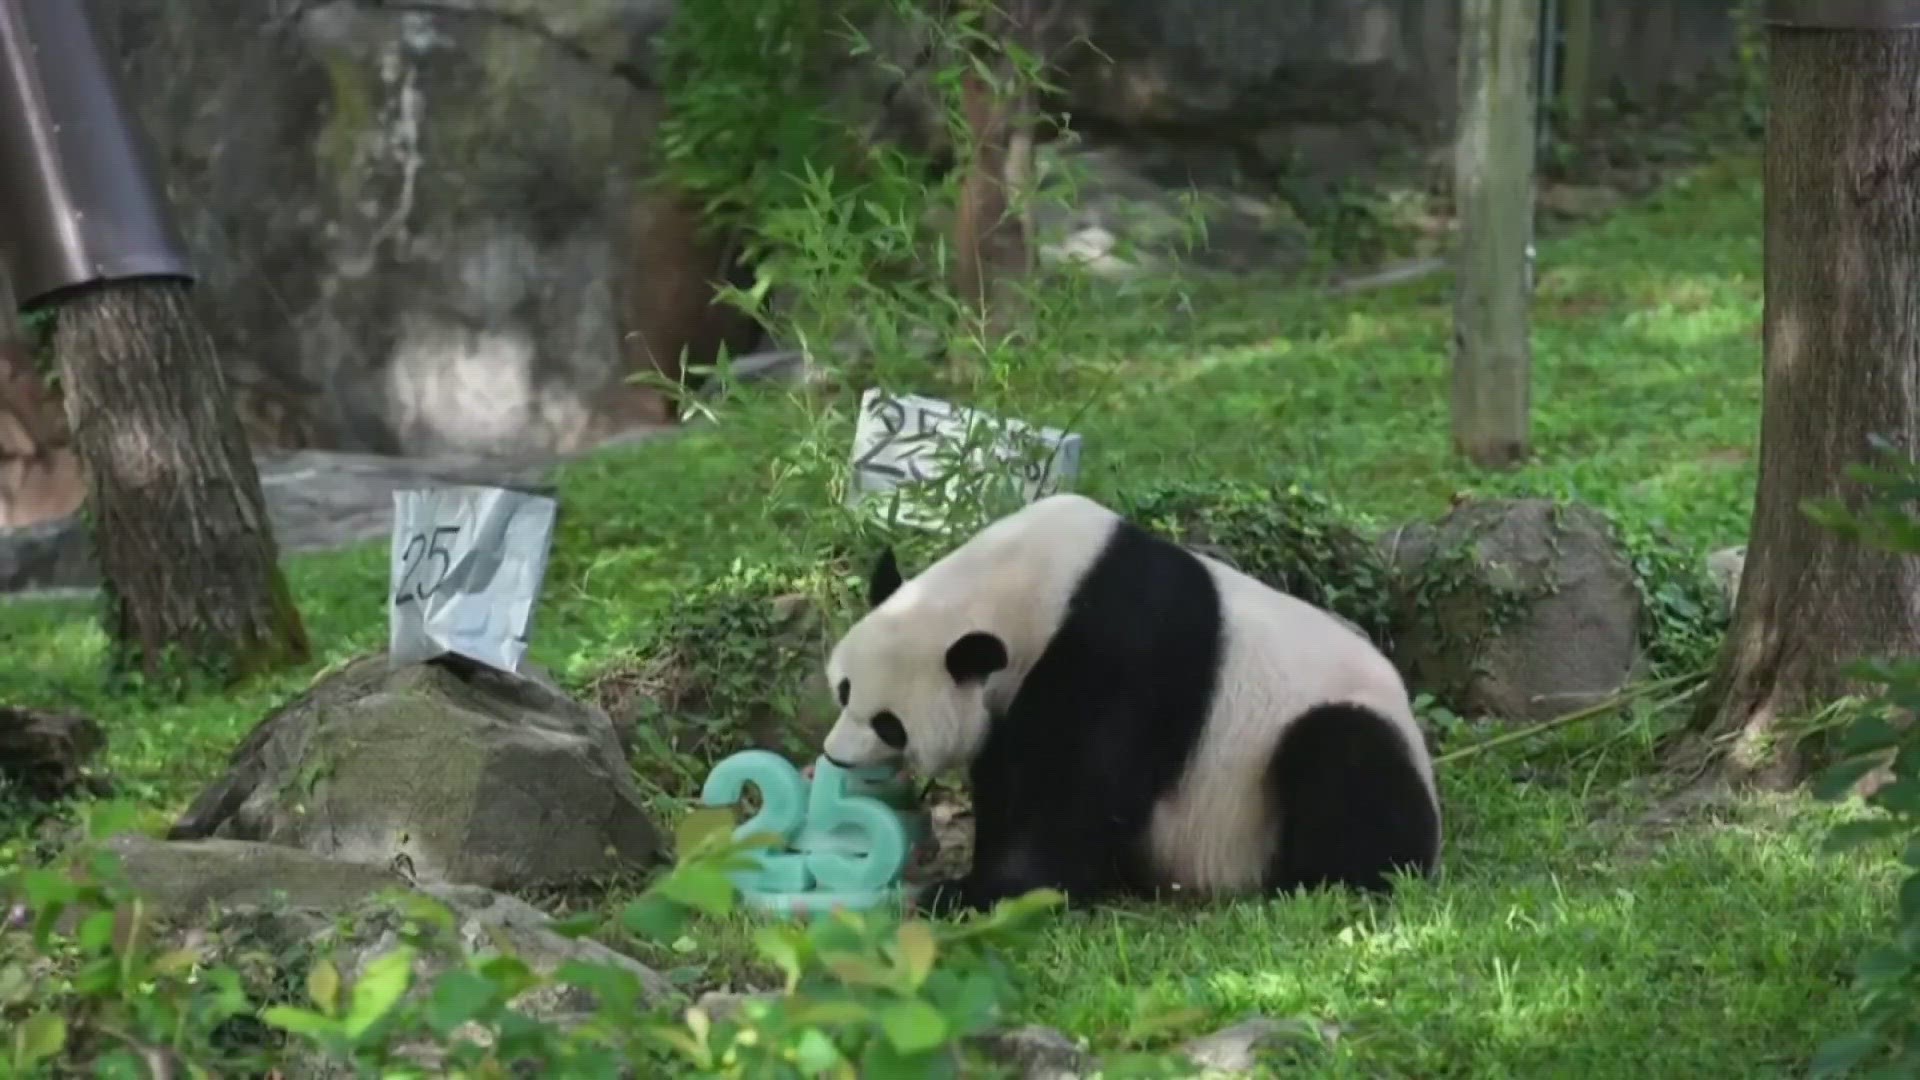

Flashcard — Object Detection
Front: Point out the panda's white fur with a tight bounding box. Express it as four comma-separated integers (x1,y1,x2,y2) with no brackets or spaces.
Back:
823,492,1442,913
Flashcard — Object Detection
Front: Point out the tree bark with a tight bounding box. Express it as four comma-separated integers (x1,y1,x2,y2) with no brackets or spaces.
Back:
1692,23,1920,786
947,0,1066,357
52,277,309,682
1451,0,1538,470
949,62,1033,346
605,185,762,433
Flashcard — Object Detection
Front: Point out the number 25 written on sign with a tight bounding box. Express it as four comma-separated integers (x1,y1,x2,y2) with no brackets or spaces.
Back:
393,525,460,605
852,395,946,483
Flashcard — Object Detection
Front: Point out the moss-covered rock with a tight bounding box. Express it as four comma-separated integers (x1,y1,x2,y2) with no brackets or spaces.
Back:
1384,498,1645,723
169,652,662,890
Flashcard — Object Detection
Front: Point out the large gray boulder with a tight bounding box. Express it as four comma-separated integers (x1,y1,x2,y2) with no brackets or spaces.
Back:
1385,498,1645,722
170,652,664,890
102,0,750,455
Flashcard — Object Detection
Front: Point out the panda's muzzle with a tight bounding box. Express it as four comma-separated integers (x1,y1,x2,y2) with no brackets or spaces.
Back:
823,711,899,769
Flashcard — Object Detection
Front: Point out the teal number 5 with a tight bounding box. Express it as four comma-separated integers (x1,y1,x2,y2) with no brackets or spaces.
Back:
800,761,911,892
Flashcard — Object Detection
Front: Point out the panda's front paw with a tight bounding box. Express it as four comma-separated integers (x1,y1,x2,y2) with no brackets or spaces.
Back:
913,877,981,918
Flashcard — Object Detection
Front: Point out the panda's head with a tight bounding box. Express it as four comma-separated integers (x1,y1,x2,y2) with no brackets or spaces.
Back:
821,548,1010,776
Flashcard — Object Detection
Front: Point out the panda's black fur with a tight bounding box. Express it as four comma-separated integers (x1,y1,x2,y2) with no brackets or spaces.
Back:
835,495,1442,916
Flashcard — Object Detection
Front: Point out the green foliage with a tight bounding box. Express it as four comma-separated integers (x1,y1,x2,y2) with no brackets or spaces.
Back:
0,803,261,1077
604,557,854,801
1120,478,1396,647
653,0,876,219
1805,442,1920,1078
649,0,1174,405
636,863,1068,1079
1277,174,1430,271
0,808,1074,1077
1610,513,1729,679
651,0,957,382
18,304,59,394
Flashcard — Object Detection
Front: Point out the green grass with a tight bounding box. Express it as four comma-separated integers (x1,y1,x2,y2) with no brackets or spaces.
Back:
0,150,1894,1076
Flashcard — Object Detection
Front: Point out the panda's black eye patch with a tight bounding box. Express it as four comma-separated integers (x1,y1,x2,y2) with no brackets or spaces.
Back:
837,679,850,707
871,711,907,749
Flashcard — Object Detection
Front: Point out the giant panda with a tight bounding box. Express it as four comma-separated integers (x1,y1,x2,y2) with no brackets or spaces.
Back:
820,492,1442,916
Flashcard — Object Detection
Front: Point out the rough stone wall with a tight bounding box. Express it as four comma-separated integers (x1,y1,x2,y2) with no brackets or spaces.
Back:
72,0,1734,458
101,0,698,456
1059,0,1738,180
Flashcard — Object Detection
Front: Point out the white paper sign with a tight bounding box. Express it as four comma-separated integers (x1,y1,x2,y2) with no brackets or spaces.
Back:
846,388,1083,531
388,485,558,674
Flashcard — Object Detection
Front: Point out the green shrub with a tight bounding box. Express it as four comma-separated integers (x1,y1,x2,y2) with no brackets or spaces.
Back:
0,806,1075,1077
1609,513,1730,679
1120,479,1397,647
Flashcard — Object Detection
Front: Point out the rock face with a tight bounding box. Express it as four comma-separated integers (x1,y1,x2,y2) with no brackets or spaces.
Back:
1055,1,1738,181
67,1,1735,459
1385,498,1645,722
101,0,753,456
169,652,664,890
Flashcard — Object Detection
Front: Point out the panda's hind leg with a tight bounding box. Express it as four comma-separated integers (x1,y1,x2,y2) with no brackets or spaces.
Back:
1264,702,1439,895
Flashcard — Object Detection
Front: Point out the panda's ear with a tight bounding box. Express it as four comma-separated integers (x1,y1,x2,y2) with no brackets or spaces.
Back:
946,631,1008,685
868,548,904,608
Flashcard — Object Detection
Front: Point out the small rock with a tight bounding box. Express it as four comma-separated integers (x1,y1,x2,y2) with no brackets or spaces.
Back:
966,1025,1094,1080
769,591,818,626
0,517,93,596
1386,498,1645,722
0,705,107,802
1706,545,1746,616
1180,1016,1338,1075
906,798,972,886
695,350,824,400
693,989,780,1025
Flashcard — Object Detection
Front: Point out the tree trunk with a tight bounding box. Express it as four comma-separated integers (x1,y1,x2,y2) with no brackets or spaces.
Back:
1451,0,1539,470
1692,22,1920,786
604,185,762,434
52,278,309,682
949,62,1033,352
